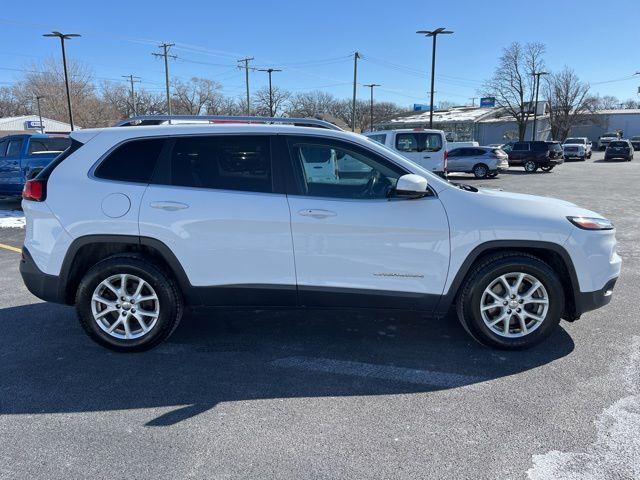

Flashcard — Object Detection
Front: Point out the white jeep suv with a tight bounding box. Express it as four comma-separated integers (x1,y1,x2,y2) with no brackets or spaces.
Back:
20,119,621,351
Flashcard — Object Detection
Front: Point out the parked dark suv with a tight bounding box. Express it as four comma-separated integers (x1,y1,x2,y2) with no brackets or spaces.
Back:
604,140,634,161
502,141,564,173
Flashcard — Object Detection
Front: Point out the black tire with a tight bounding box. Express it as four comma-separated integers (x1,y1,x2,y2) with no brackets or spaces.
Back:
75,255,183,352
540,165,554,172
455,252,565,350
524,160,538,173
472,163,489,179
580,156,586,162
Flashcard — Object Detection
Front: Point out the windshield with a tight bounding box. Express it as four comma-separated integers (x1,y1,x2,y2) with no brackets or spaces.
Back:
564,138,585,144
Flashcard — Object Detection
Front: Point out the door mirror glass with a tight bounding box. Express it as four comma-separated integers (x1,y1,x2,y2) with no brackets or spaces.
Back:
392,174,428,199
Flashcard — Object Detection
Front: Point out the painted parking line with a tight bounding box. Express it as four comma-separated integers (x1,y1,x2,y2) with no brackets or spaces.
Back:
271,356,486,388
0,242,21,253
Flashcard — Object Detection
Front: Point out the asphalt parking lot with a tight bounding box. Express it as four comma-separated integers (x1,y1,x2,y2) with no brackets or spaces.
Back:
0,150,638,479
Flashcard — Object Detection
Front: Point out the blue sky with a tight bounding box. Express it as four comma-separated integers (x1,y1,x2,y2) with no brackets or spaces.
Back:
1,0,639,107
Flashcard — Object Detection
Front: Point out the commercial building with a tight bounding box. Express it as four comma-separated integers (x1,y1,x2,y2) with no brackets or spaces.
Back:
376,104,640,145
0,115,76,137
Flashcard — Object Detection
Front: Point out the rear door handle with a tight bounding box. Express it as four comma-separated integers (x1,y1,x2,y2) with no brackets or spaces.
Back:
423,155,431,159
150,201,189,211
298,209,337,219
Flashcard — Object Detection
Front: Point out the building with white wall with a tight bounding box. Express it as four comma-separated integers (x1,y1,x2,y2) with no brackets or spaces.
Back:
0,115,76,137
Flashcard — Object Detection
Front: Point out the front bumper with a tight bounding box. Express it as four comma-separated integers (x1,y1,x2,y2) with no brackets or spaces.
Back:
574,277,617,317
20,247,66,304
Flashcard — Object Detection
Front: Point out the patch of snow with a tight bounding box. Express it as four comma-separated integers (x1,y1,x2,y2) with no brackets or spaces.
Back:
0,209,25,228
527,337,640,480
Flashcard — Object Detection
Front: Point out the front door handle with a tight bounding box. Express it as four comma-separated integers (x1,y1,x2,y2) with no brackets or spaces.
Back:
423,155,431,159
150,201,189,211
298,209,337,219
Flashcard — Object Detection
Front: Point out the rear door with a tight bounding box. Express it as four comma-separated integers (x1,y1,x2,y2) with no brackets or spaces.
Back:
509,142,529,165
139,134,296,305
0,137,24,194
284,135,450,310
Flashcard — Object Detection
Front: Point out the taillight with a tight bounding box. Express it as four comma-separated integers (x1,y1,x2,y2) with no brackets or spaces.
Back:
22,179,46,202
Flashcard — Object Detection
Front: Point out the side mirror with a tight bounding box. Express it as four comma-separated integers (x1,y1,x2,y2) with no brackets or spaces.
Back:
391,174,429,199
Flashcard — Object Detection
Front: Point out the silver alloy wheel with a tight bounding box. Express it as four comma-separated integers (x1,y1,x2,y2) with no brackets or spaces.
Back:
480,272,549,338
474,165,488,178
524,161,536,172
91,273,160,340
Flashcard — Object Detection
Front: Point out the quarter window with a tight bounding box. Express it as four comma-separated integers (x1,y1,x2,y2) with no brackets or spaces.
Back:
167,135,272,193
95,138,165,183
288,139,404,199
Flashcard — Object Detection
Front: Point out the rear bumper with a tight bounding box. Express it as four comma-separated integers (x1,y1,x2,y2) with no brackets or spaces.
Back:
574,277,617,317
20,247,66,304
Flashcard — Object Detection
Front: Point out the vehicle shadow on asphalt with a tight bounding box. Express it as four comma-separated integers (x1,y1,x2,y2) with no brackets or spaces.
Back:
0,302,574,427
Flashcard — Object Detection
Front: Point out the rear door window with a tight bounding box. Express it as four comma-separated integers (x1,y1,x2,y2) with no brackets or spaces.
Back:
513,142,529,151
164,135,272,193
6,139,23,157
28,137,71,154
94,138,165,183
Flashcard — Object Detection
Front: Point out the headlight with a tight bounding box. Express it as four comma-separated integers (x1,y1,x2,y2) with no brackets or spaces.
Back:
567,216,614,230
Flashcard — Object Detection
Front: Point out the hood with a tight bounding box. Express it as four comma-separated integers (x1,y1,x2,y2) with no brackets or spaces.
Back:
474,187,599,216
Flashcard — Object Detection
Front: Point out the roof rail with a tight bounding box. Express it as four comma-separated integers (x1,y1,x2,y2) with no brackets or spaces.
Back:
113,115,343,131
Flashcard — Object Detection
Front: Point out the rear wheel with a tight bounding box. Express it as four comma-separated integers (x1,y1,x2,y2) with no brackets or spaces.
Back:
472,163,489,179
76,255,183,352
524,160,538,173
456,253,564,350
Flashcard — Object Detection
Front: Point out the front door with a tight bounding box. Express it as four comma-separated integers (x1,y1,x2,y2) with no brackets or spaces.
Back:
284,136,450,310
139,134,296,306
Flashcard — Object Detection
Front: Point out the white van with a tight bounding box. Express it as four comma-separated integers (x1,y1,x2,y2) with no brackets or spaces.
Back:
363,129,448,175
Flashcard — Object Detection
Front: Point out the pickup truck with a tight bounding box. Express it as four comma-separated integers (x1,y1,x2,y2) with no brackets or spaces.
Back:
597,132,620,150
0,134,70,197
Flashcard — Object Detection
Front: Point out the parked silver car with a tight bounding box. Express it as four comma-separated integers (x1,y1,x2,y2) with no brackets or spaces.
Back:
447,146,509,178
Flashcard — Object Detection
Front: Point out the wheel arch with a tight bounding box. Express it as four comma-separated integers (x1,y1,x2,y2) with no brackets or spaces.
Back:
436,240,580,320
60,235,195,305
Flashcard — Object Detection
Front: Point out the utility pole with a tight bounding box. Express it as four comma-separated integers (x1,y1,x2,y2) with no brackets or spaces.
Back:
257,68,282,117
152,43,176,122
417,28,453,128
363,83,380,132
122,74,141,117
531,71,549,141
35,95,45,134
43,31,80,131
469,97,477,107
238,57,254,115
351,51,360,132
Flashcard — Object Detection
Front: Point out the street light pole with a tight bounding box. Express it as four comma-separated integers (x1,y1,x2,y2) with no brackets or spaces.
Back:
417,28,453,128
43,31,80,131
35,95,45,134
363,83,380,132
257,68,282,117
531,71,549,141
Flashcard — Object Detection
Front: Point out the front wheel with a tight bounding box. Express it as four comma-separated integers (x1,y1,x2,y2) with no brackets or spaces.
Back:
541,165,554,172
75,255,183,352
524,160,538,173
456,253,564,350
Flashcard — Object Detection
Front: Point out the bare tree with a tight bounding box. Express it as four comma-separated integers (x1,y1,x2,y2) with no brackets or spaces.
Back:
101,81,166,119
287,90,338,117
596,95,620,110
543,67,596,141
172,77,223,115
483,42,546,140
252,86,291,117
